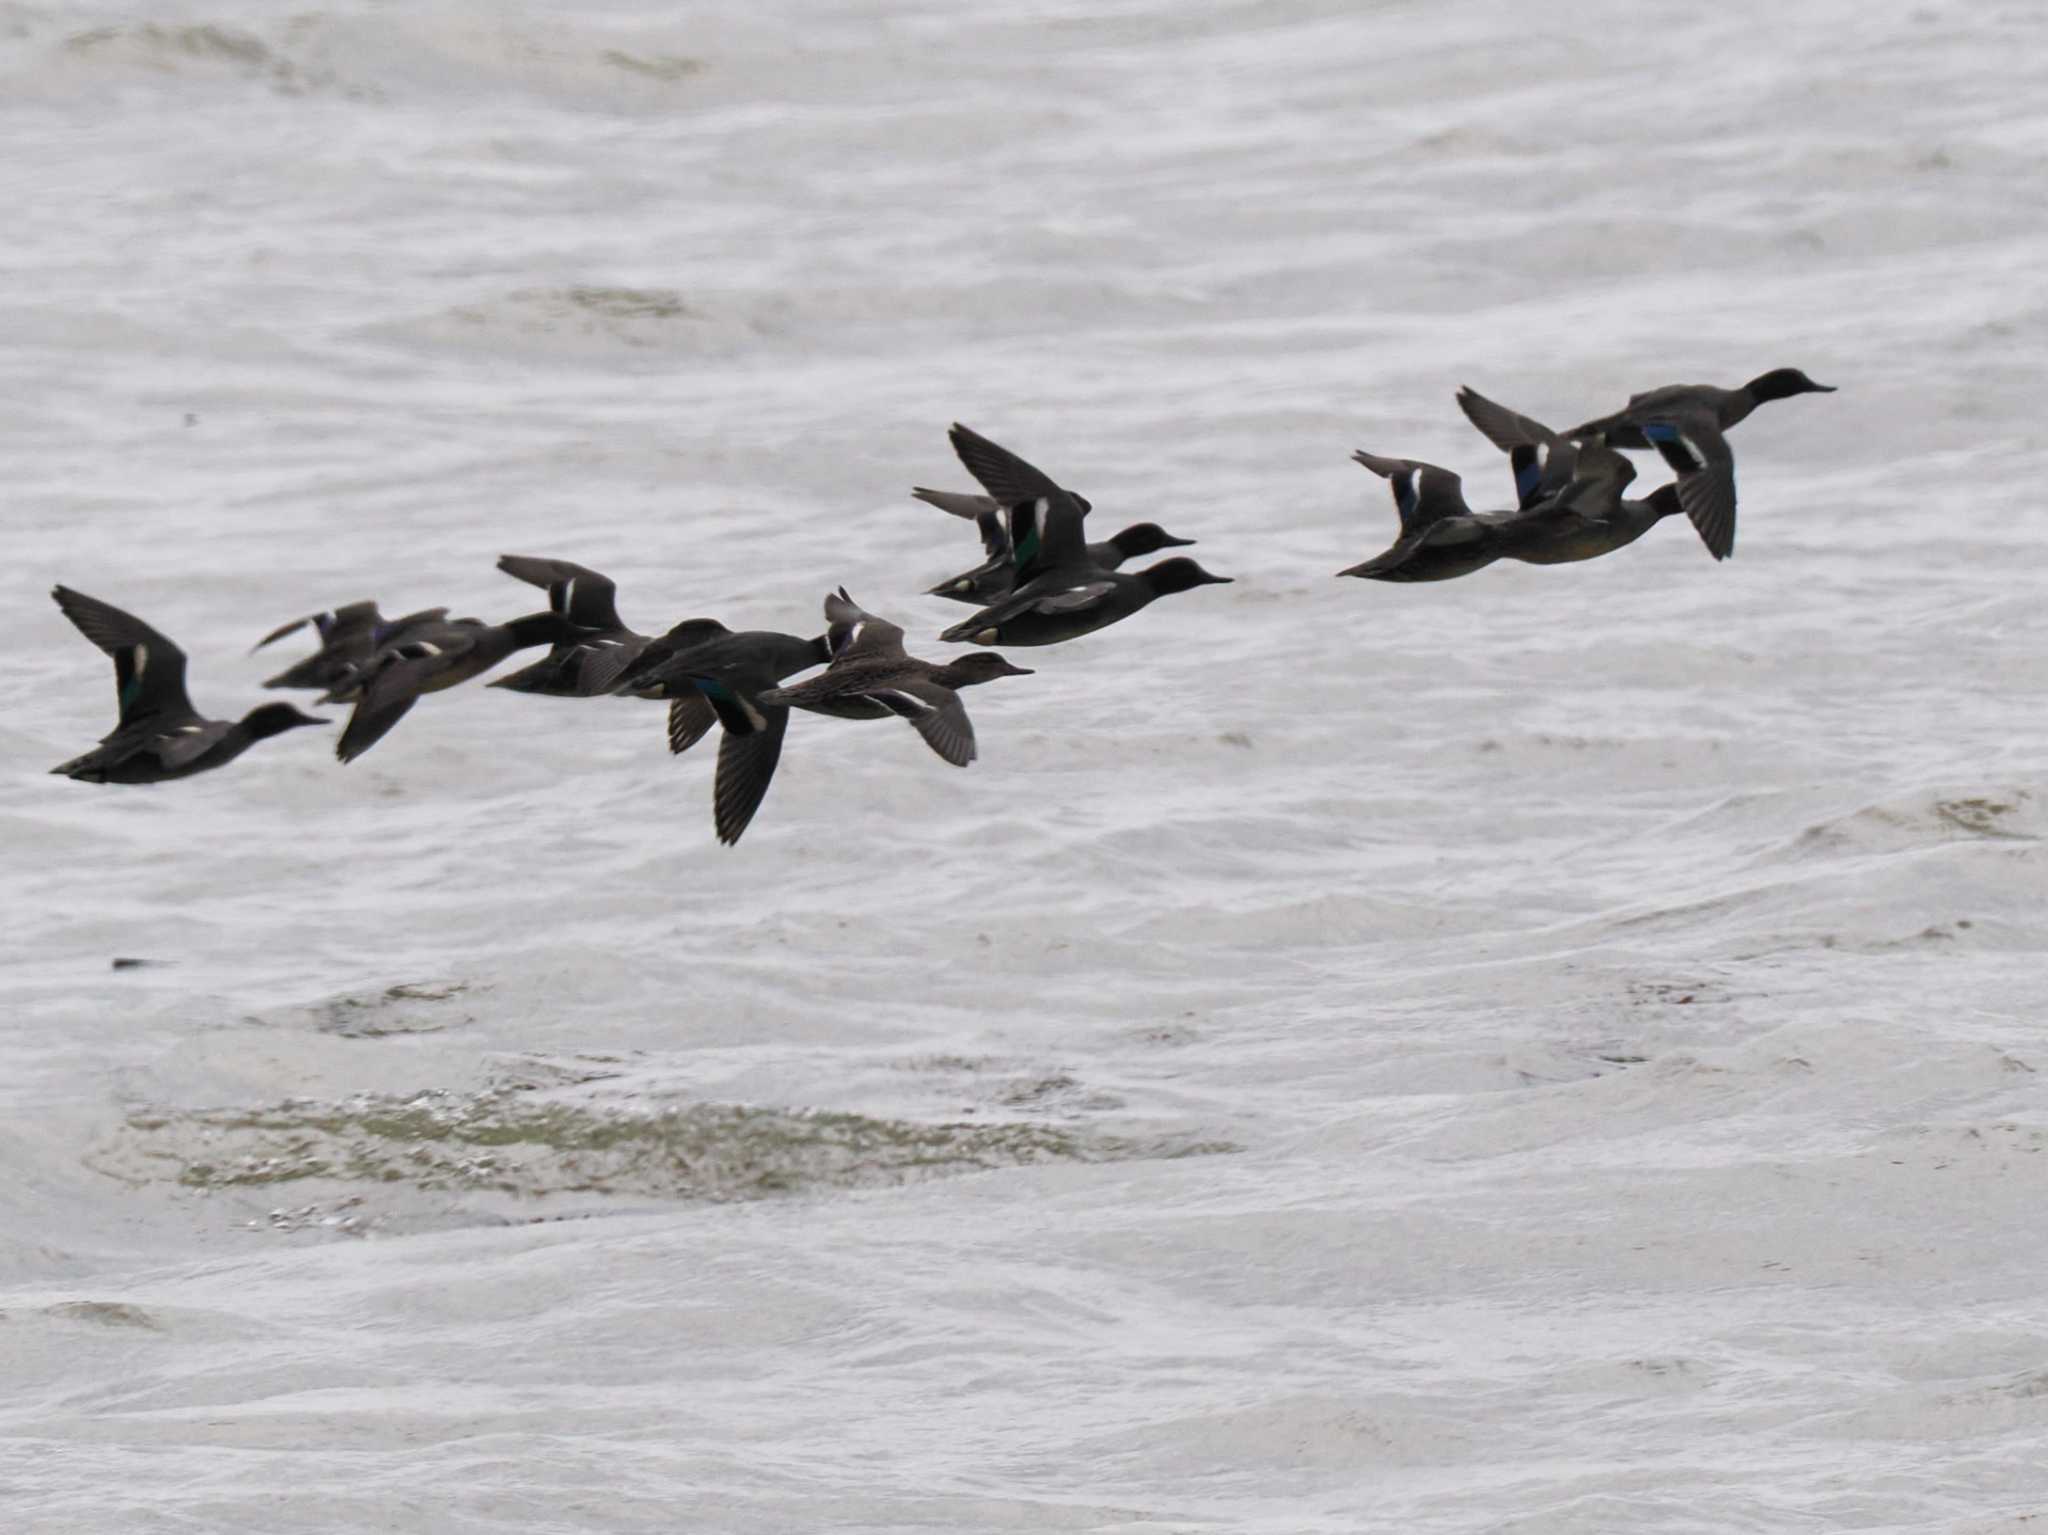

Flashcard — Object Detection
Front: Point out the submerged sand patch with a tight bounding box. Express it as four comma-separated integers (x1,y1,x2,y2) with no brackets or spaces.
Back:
93,1085,1231,1232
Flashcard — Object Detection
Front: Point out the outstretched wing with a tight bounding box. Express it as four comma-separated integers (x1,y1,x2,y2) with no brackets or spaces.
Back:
914,488,1013,563
335,666,423,765
948,423,1089,577
667,693,717,755
1547,438,1638,519
496,555,625,630
823,588,907,661
1639,417,1737,560
911,486,996,521
712,707,790,846
52,586,198,727
869,679,976,767
1456,386,1577,509
1351,452,1472,533
252,600,380,654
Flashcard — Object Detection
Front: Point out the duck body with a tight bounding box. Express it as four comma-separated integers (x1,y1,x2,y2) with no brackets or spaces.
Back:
1496,481,1684,565
940,557,1234,646
927,518,1199,606
50,586,327,783
1565,367,1835,560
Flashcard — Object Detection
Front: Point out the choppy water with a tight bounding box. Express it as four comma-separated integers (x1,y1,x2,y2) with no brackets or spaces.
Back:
5,2,2048,1530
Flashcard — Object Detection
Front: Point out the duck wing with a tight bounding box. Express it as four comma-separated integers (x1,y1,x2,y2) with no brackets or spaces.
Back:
1545,438,1638,520
1626,410,1736,559
712,706,789,845
332,632,474,763
335,674,421,764
824,588,907,660
1350,452,1473,534
914,487,1011,564
157,718,237,769
911,487,997,521
871,679,976,767
667,693,717,755
947,423,1089,578
1455,387,1577,510
52,586,199,728
252,600,380,654
496,555,626,630
1028,577,1120,615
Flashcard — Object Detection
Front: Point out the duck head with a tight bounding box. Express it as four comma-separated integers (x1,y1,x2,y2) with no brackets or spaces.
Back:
1108,522,1198,559
942,653,1035,686
1140,557,1234,595
1746,367,1836,402
241,702,330,739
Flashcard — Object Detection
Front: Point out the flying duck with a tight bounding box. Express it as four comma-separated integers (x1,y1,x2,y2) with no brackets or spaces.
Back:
50,586,326,783
937,424,1232,643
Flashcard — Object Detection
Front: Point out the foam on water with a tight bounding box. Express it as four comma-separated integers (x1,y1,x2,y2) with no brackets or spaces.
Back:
5,1,2048,1529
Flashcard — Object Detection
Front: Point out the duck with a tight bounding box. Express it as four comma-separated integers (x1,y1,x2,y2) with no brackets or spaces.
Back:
322,609,584,764
610,620,833,845
1337,451,1512,582
50,586,326,783
761,590,1032,765
937,424,1233,644
1457,387,1687,563
1565,367,1835,560
253,601,449,692
916,486,1195,606
487,555,650,696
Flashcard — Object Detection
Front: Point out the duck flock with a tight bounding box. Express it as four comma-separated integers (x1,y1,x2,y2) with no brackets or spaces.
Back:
48,369,1833,845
